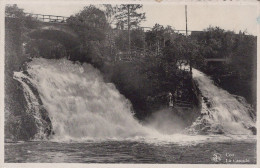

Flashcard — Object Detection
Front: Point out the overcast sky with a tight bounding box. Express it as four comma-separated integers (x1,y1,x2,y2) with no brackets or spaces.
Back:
14,2,259,35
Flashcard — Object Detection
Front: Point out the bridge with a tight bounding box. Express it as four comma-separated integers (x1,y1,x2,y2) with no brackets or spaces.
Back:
6,13,81,56
28,21,80,50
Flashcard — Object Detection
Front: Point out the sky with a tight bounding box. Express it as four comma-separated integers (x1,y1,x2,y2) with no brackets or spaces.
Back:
14,2,259,35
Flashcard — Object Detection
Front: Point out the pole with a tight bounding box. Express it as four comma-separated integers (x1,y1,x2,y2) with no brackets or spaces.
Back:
185,5,192,73
127,5,131,55
143,28,146,53
185,5,188,37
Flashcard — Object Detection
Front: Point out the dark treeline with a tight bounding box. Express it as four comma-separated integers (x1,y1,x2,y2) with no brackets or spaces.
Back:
192,28,257,109
5,4,256,140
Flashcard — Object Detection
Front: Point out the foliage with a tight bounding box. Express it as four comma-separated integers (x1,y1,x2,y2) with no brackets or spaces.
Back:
25,39,67,59
193,27,257,107
130,28,145,49
66,5,111,67
192,26,235,59
229,32,256,80
115,4,146,30
115,4,145,51
67,5,108,42
102,4,118,25
145,24,176,53
114,30,128,52
194,26,256,80
6,4,39,31
110,27,199,119
5,4,25,18
114,28,145,52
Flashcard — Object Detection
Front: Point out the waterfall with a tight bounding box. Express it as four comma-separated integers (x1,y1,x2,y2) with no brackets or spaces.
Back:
12,58,255,141
189,68,256,135
13,72,51,139
13,58,150,140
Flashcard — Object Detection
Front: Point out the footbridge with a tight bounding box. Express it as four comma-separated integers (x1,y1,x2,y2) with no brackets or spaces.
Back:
25,13,81,53
6,13,81,54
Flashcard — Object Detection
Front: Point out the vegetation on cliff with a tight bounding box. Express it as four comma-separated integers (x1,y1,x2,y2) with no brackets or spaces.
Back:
5,4,257,140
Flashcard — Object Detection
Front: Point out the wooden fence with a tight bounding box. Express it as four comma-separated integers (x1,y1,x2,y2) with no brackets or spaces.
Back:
24,13,69,23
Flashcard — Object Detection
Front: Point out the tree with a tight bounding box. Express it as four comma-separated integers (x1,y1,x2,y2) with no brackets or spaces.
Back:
67,5,109,65
5,4,24,18
194,26,235,59
145,24,177,54
101,5,119,58
191,26,257,108
163,25,176,44
151,24,164,54
102,4,118,25
115,5,146,52
67,5,108,43
145,24,163,53
130,28,145,50
115,31,128,52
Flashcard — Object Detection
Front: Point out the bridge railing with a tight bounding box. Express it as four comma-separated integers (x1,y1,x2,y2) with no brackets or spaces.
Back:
24,13,69,23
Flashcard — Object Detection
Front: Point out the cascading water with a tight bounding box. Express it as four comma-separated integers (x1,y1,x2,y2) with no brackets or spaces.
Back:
13,58,151,140
13,72,52,139
13,58,256,142
189,68,256,135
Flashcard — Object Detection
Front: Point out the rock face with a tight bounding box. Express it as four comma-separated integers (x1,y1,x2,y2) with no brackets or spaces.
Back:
249,127,257,135
13,70,54,139
5,18,54,140
5,18,32,140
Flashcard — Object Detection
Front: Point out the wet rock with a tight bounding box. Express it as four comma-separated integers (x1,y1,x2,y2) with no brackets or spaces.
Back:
249,126,257,135
201,126,211,133
203,97,208,102
206,103,211,108
214,129,224,134
213,125,224,134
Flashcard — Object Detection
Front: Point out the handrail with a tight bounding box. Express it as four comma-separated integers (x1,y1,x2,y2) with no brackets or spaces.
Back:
24,13,69,18
24,13,69,23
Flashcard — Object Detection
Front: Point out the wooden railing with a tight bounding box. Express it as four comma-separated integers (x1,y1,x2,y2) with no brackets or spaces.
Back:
116,47,161,62
24,13,69,23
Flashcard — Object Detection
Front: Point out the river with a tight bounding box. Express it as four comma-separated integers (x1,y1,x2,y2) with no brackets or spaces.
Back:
5,139,256,163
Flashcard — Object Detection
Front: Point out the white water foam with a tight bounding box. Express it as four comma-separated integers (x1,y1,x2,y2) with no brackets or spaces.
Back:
13,72,46,139
13,58,256,143
190,69,255,135
14,58,155,141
